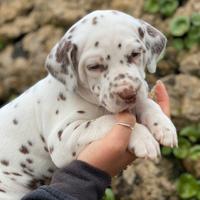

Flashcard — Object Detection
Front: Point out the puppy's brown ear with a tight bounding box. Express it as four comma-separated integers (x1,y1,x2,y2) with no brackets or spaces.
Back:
45,38,78,91
139,20,167,73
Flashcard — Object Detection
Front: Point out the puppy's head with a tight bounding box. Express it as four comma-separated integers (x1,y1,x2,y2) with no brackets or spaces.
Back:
45,10,167,113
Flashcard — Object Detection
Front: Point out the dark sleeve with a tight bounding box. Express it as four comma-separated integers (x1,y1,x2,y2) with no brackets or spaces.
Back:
21,160,111,200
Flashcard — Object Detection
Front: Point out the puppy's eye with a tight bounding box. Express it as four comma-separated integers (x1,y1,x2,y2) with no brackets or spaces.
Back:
127,51,140,63
87,64,106,72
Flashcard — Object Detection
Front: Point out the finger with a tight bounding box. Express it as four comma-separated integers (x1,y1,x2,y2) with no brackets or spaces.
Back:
155,80,170,117
115,111,136,126
105,112,136,147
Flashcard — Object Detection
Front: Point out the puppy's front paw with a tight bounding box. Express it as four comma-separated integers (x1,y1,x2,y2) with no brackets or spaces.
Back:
142,112,178,147
128,123,161,160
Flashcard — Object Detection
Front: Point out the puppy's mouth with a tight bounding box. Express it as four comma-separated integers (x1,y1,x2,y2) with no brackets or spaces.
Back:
123,93,137,104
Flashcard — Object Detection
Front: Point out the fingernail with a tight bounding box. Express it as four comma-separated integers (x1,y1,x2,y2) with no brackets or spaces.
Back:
156,80,163,85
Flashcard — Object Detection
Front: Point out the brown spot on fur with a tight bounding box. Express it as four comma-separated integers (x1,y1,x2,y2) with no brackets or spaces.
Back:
44,146,48,153
0,189,6,193
26,158,33,164
13,119,18,125
58,130,63,141
74,124,80,130
56,40,72,64
147,25,158,37
12,172,22,176
48,168,54,173
59,92,66,101
27,179,39,190
72,152,76,157
152,38,165,54
85,121,91,128
19,145,29,154
3,172,10,175
71,44,78,69
20,163,26,168
23,170,34,177
106,55,111,60
27,141,33,146
118,74,125,79
1,160,9,166
138,27,144,39
94,41,99,47
55,109,59,114
118,43,122,48
40,135,45,143
77,110,85,114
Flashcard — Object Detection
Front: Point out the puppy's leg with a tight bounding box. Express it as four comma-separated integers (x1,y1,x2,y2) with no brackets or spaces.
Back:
46,115,115,168
136,98,178,147
46,114,160,168
128,123,160,160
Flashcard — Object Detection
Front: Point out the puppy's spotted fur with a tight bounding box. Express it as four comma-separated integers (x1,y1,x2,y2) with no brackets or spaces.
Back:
0,10,177,199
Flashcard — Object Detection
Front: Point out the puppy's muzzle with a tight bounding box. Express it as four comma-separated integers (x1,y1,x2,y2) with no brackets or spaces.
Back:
117,87,137,103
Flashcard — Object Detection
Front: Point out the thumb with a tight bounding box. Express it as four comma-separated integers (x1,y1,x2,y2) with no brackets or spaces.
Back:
105,112,136,147
155,80,170,117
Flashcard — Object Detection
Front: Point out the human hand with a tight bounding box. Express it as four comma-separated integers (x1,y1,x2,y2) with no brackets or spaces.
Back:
77,112,136,176
77,80,170,177
154,80,170,117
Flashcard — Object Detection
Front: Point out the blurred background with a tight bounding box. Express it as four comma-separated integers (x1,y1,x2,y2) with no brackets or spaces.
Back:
0,0,200,199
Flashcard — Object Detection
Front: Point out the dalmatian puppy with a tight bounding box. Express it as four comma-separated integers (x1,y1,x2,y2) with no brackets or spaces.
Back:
0,10,177,199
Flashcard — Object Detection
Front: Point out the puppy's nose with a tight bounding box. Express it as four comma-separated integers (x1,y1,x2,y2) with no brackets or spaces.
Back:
117,88,137,102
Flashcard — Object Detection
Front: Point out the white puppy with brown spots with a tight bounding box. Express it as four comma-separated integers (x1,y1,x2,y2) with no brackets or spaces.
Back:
0,10,177,199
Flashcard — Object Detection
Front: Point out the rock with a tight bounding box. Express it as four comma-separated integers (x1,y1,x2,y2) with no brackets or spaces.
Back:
0,16,38,41
112,159,178,200
162,74,200,122
0,0,35,26
178,51,200,77
157,47,179,76
183,159,200,178
175,0,200,17
111,0,144,17
0,25,63,102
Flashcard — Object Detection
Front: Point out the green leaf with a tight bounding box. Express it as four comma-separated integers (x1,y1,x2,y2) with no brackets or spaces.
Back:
197,192,200,200
173,137,191,159
170,16,190,36
191,13,200,26
197,182,200,200
180,125,200,142
188,145,200,160
161,146,173,155
177,173,199,199
102,188,115,200
188,26,200,40
144,0,159,14
172,38,184,50
184,36,199,49
0,41,5,51
160,0,179,17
